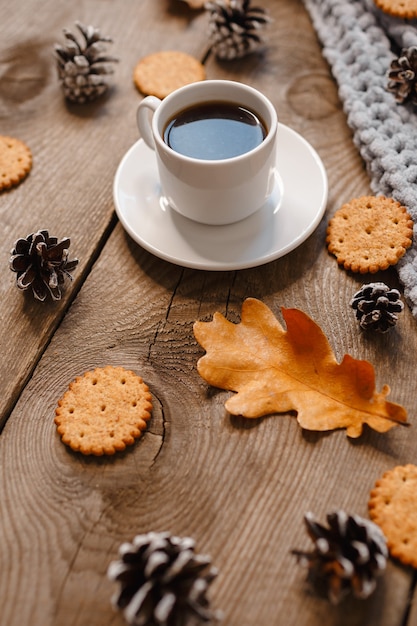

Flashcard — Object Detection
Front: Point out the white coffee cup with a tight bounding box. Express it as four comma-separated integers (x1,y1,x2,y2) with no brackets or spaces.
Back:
136,80,278,225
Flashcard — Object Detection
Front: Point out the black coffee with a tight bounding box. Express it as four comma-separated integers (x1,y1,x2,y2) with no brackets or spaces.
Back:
163,101,267,160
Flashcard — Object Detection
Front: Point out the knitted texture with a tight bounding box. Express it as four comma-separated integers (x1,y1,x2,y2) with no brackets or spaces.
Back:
302,0,417,316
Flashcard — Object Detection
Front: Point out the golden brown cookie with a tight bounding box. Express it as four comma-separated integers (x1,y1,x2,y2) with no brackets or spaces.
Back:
54,366,152,456
180,0,206,6
326,195,413,274
0,135,32,191
369,464,417,568
373,0,417,18
133,50,206,99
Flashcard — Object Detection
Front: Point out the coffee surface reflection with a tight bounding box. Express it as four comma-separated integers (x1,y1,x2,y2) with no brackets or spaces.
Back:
163,101,267,160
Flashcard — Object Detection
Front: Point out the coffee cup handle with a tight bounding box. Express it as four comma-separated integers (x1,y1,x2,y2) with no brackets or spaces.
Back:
136,96,161,150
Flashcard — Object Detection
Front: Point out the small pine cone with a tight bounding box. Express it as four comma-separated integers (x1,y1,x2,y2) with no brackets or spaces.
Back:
54,21,118,103
9,230,79,301
292,511,388,604
350,282,404,333
387,46,417,105
205,0,271,60
107,532,221,626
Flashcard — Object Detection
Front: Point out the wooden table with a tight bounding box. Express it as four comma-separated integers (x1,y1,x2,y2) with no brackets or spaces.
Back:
1,1,417,625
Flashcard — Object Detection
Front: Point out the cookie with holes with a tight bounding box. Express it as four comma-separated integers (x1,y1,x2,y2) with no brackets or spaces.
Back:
0,135,32,191
373,0,417,19
369,464,417,568
326,195,413,273
133,50,205,99
55,366,152,455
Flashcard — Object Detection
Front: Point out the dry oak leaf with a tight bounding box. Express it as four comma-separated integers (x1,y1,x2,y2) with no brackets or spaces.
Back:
193,298,408,438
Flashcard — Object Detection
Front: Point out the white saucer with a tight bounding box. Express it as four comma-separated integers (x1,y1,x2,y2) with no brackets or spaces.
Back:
113,124,328,270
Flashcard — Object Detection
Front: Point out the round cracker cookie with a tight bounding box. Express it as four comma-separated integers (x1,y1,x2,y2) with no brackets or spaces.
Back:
369,464,417,568
326,195,413,274
133,50,206,99
54,366,152,456
0,135,32,191
373,0,417,18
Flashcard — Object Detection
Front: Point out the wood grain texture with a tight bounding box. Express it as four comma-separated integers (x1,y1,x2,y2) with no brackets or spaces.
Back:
1,1,417,626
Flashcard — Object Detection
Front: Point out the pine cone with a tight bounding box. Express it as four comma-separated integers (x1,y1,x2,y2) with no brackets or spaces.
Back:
9,230,79,301
205,0,271,60
292,511,388,604
54,21,118,103
387,46,417,105
350,282,404,333
107,532,221,626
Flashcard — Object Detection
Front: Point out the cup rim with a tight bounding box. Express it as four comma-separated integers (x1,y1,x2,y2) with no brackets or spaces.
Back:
152,79,278,165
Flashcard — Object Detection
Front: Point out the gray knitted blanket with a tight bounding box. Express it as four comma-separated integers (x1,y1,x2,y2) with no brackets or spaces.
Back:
302,0,417,317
